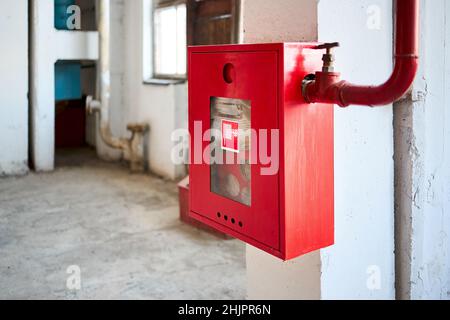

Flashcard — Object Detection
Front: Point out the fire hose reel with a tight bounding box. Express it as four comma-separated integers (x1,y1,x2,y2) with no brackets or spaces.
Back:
188,1,418,261
189,43,334,260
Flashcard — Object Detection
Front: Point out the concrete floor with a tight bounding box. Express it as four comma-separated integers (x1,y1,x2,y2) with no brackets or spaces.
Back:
0,149,246,300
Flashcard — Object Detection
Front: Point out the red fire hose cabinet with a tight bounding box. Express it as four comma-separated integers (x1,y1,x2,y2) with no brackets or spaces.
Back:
188,43,334,260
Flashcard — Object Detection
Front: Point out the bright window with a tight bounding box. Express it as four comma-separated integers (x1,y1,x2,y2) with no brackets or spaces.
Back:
154,2,187,78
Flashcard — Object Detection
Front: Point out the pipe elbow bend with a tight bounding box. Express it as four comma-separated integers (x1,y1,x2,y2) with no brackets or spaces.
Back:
338,58,419,107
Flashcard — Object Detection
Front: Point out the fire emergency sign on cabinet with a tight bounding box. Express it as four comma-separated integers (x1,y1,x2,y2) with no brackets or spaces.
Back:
188,43,334,260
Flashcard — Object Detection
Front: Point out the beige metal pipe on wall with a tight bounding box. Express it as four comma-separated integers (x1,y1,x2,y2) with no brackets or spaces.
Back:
86,0,149,172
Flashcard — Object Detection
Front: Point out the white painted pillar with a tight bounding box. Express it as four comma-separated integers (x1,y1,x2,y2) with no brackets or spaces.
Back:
242,0,322,300
244,0,395,299
30,0,55,172
30,0,98,171
241,0,317,43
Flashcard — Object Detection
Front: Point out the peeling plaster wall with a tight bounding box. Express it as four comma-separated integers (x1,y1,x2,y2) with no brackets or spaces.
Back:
404,0,450,300
394,97,414,299
0,0,29,176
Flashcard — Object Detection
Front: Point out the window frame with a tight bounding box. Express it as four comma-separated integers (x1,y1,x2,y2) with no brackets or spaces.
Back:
187,0,241,46
152,0,187,80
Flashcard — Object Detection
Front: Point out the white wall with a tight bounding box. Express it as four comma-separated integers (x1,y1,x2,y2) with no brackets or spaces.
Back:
318,0,395,300
116,0,188,180
0,0,29,176
244,0,395,300
408,0,450,299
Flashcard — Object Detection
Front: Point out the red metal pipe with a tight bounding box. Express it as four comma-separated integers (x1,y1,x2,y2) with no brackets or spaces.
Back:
303,0,419,107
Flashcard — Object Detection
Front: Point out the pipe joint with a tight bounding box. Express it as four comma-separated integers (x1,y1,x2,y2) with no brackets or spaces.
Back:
86,96,101,114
